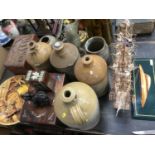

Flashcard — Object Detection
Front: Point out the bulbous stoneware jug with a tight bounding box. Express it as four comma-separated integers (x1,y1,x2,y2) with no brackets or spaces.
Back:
74,54,108,97
53,82,100,130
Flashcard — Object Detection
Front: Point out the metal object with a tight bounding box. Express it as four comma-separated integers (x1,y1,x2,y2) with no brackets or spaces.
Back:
132,130,155,135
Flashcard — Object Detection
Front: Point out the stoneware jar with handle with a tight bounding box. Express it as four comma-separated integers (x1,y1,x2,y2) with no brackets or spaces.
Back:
53,82,100,130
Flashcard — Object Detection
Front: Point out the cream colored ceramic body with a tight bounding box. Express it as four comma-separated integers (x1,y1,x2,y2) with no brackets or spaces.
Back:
53,82,100,130
26,41,53,71
74,54,108,97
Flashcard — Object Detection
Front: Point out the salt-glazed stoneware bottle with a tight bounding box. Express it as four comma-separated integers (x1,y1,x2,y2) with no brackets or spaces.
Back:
50,41,80,77
53,82,100,130
26,41,53,71
74,54,108,97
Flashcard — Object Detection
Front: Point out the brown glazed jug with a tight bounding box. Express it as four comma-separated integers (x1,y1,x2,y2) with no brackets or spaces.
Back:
50,41,79,77
53,82,100,130
74,54,108,97
26,41,53,71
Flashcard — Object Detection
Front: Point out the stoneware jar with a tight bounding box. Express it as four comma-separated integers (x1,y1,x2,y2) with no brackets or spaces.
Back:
53,82,100,130
50,41,80,77
74,54,108,97
39,35,57,47
26,41,53,71
84,36,110,63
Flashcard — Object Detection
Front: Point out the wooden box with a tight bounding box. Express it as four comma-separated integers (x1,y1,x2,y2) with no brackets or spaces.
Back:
20,73,65,125
4,34,38,74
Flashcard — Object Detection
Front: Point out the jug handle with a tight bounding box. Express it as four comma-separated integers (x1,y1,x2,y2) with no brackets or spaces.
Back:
70,104,87,125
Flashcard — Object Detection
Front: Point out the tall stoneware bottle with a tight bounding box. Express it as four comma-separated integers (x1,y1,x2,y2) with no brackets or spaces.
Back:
50,41,80,78
74,54,108,97
26,41,53,71
53,82,100,130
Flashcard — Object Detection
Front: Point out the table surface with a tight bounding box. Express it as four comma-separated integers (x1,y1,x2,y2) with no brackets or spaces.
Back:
1,30,155,135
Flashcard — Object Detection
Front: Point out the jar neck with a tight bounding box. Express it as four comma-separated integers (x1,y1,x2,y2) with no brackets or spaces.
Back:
28,41,38,54
62,88,76,104
82,55,93,66
53,41,65,56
